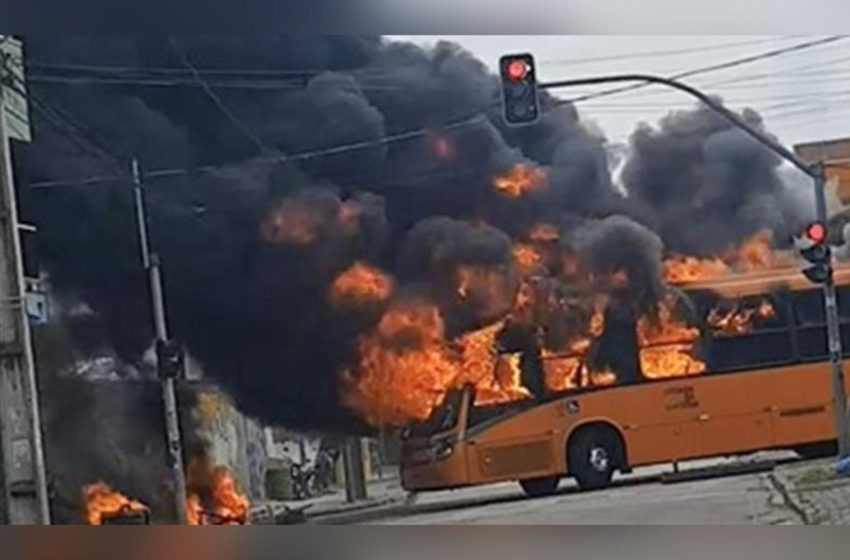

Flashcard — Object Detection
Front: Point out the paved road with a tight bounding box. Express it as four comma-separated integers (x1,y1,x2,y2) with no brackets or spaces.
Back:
366,464,802,525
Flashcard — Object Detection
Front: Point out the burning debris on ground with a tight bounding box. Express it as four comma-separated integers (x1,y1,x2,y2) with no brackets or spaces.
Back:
17,36,832,438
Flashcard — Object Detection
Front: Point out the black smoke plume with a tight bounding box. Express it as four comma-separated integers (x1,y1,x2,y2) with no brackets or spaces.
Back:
621,103,812,255
16,37,806,436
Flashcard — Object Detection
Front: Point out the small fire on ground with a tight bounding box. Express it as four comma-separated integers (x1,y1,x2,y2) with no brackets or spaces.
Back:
83,482,149,525
83,461,249,525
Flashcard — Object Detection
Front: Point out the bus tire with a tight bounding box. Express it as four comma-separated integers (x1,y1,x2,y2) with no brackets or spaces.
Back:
519,476,560,498
568,426,621,491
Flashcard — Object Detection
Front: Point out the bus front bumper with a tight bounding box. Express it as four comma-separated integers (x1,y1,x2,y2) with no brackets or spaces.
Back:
400,443,468,491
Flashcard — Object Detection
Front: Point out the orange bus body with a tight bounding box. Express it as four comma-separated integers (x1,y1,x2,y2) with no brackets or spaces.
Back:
401,264,850,494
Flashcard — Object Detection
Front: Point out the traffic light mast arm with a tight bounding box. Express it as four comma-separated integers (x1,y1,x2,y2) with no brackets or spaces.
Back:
538,74,815,179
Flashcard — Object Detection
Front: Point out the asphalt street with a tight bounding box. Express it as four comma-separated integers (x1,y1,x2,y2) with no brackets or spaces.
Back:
364,456,804,525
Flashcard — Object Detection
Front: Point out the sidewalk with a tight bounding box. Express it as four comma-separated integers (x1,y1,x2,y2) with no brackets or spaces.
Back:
770,459,850,524
251,471,407,524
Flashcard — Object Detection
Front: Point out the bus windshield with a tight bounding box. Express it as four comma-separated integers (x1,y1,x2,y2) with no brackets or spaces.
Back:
405,390,464,438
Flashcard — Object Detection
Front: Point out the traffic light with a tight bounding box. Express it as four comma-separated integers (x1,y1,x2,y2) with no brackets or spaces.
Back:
156,339,184,380
499,54,539,126
801,221,833,285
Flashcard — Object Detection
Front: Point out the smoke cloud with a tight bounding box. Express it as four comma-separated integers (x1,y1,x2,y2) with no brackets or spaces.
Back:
16,37,806,435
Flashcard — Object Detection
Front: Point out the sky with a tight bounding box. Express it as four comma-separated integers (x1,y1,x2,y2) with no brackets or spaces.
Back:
392,36,850,149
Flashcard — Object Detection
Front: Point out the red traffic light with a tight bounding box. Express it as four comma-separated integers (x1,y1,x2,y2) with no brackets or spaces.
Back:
506,59,529,81
806,221,827,244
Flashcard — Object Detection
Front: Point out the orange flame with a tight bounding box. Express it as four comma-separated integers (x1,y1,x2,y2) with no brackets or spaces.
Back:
457,322,530,405
638,297,705,379
707,299,775,336
261,201,325,246
83,482,149,525
330,262,394,308
493,164,547,197
663,230,793,284
663,256,730,284
186,459,251,525
540,300,608,392
513,243,545,275
342,301,460,427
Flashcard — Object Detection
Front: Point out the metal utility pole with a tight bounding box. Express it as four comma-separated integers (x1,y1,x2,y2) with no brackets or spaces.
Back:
533,69,850,456
0,87,50,524
131,159,189,524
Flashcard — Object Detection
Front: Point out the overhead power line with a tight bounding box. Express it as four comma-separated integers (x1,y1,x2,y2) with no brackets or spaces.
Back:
560,35,849,106
540,37,789,67
169,36,272,154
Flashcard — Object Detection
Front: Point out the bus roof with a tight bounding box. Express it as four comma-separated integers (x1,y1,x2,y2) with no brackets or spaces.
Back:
675,262,850,298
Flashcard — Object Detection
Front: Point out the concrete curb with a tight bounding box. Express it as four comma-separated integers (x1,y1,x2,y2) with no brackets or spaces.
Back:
766,462,850,525
251,495,404,525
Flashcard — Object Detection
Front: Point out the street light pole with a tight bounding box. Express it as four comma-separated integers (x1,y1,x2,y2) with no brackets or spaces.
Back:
537,72,850,457
131,158,190,524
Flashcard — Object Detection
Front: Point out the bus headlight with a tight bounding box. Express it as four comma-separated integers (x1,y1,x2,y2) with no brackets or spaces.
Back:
434,440,454,460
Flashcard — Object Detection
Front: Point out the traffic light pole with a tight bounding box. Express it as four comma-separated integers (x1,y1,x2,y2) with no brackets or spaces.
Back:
131,158,190,523
537,72,850,457
813,163,850,457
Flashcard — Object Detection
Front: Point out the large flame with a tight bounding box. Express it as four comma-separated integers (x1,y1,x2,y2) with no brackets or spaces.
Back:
342,301,460,427
457,321,530,405
493,163,547,197
330,262,394,308
638,297,705,379
342,301,537,427
663,230,793,284
83,482,149,525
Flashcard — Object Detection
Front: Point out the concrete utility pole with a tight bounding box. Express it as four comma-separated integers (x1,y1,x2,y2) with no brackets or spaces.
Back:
131,159,189,524
0,87,50,524
537,71,850,458
342,437,367,502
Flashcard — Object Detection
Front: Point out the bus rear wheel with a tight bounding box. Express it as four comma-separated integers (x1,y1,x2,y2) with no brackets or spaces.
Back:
569,427,621,491
519,476,560,498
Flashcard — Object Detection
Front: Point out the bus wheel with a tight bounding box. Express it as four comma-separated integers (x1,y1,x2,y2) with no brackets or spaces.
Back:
569,427,621,491
519,476,560,498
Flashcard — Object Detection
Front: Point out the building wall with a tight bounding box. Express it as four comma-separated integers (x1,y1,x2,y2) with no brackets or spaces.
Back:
795,138,850,204
192,388,268,502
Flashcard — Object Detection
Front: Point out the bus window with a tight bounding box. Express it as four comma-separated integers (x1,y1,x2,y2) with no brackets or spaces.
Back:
705,293,793,371
794,290,828,361
405,389,464,438
838,287,850,320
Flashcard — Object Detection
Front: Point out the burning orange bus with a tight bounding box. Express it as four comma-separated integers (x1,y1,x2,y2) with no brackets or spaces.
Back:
400,264,850,497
